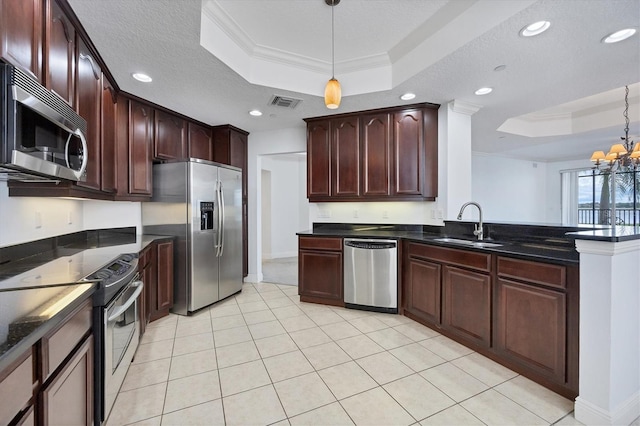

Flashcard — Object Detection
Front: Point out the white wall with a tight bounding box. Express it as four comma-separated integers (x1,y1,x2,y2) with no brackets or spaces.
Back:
261,169,272,259
471,153,549,223
0,180,142,248
261,154,307,259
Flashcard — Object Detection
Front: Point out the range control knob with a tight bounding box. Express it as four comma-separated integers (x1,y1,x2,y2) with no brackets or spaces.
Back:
121,254,135,262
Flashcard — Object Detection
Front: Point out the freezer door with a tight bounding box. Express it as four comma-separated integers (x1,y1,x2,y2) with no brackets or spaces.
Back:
188,161,220,311
218,167,243,299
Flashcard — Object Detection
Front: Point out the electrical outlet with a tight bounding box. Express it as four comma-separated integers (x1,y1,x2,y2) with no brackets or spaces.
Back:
318,209,332,218
431,209,436,219
67,211,73,225
35,211,42,229
353,210,359,218
437,209,444,219
382,210,389,219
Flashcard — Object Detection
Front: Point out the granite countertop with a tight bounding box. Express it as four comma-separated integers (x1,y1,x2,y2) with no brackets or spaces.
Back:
298,222,587,264
0,228,174,372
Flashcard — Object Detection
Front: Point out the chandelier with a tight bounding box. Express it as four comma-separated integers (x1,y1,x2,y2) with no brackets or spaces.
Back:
590,85,640,171
324,0,341,109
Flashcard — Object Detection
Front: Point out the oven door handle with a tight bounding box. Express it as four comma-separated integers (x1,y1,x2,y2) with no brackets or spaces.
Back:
107,280,144,322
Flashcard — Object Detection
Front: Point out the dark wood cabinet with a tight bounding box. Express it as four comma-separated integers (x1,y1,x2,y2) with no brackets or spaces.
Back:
0,0,43,81
332,116,360,197
127,100,153,196
188,122,213,161
75,37,102,190
0,350,34,426
154,110,186,161
140,240,174,329
100,79,117,193
306,120,331,198
494,256,577,393
305,103,438,202
298,236,343,306
212,125,249,278
45,0,75,105
41,335,93,426
361,112,391,197
403,254,441,325
155,240,174,318
442,265,491,348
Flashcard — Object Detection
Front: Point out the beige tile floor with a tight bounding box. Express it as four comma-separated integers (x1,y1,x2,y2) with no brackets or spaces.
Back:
106,282,584,426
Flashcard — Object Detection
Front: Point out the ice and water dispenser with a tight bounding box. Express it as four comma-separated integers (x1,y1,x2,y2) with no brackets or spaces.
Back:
200,201,214,230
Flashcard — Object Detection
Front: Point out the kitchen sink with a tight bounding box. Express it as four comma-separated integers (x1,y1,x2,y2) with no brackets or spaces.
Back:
433,237,503,248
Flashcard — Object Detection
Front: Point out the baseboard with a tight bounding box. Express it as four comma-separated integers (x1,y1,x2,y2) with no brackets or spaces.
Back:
268,251,298,259
244,273,263,283
575,392,640,425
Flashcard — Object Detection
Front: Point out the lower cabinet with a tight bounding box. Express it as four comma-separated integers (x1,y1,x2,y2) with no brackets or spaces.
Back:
0,297,94,425
442,265,491,348
41,336,93,426
298,236,344,306
139,239,175,334
401,240,578,398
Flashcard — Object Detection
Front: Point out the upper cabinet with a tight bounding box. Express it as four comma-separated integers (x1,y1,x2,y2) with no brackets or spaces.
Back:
45,0,75,106
0,0,43,81
188,122,213,161
305,103,439,202
127,99,154,196
154,110,186,161
100,78,118,193
75,37,102,190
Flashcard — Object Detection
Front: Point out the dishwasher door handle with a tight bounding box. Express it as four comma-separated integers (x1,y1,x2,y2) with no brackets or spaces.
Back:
344,240,397,250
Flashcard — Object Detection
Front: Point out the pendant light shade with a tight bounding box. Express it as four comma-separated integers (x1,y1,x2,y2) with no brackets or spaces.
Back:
324,0,341,109
325,78,341,109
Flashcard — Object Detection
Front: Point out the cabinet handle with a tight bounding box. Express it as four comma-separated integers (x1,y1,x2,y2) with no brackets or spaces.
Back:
79,52,100,80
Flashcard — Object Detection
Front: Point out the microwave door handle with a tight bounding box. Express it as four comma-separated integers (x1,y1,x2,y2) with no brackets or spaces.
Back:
107,280,144,322
65,129,89,179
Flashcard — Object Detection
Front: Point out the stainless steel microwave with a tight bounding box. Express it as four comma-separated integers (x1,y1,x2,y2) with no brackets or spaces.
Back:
0,62,88,181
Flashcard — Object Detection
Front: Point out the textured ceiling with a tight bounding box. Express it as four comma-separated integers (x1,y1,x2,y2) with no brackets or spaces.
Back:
66,0,640,162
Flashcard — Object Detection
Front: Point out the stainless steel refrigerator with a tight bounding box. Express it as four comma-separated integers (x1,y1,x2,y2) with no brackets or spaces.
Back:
142,159,243,315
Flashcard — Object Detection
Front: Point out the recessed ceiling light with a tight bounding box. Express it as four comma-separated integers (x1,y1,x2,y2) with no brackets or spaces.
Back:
602,28,637,43
132,73,152,83
520,20,551,37
400,93,416,101
474,87,493,95
249,109,262,116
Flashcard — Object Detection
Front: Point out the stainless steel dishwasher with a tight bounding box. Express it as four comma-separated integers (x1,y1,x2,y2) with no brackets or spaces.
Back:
344,238,398,313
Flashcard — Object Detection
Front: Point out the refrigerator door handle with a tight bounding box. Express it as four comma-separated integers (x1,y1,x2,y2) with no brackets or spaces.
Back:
219,182,225,257
215,180,223,257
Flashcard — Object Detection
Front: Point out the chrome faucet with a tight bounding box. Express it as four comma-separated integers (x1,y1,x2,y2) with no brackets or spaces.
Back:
457,202,484,241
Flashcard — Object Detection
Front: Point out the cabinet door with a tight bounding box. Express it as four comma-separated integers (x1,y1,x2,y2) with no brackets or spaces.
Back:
154,110,186,160
306,120,331,198
299,249,343,304
404,257,441,325
332,116,360,197
188,122,212,161
442,265,491,347
101,79,117,193
0,352,33,426
393,109,423,196
495,278,566,382
361,113,391,196
156,241,174,314
41,335,93,426
0,0,42,81
75,38,102,190
45,0,75,105
128,100,153,195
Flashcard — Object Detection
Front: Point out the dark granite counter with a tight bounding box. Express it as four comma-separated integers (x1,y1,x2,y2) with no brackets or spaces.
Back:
568,225,640,242
298,222,592,264
0,227,174,372
0,282,94,372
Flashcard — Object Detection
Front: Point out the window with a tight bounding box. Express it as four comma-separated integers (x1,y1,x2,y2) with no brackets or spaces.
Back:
575,168,639,226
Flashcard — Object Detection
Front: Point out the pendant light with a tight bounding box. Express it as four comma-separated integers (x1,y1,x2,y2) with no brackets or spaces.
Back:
324,0,341,109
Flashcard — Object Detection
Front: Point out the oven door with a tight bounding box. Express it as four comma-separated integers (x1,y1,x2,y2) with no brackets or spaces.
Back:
103,276,143,422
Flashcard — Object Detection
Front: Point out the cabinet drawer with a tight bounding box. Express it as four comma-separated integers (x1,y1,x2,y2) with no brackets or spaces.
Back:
497,257,566,289
299,236,342,251
408,242,490,272
0,352,33,426
41,300,92,380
